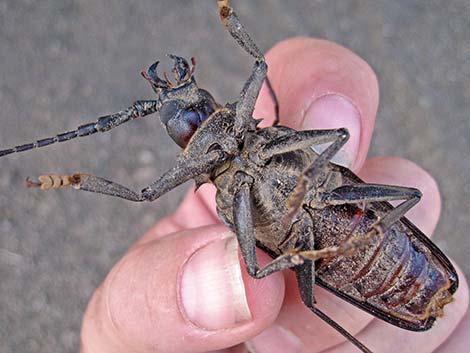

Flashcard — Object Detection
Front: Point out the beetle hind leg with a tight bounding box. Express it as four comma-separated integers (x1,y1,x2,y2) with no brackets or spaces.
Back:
295,232,373,353
233,171,318,279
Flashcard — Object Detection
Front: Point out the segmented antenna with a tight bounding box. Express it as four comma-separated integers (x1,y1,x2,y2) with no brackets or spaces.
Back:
0,123,100,158
0,100,160,158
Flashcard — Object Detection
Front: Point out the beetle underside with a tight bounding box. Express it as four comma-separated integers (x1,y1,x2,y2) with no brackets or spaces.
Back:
0,1,458,353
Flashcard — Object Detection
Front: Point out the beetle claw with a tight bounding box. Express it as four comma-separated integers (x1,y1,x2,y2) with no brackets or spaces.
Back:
25,177,41,188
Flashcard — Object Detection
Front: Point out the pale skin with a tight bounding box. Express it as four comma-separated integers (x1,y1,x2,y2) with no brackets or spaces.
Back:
79,37,470,353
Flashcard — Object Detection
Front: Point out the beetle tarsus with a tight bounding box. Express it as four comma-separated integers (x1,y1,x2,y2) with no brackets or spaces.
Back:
25,177,42,188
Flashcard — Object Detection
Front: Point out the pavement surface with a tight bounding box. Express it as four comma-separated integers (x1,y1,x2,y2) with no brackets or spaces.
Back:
0,0,469,352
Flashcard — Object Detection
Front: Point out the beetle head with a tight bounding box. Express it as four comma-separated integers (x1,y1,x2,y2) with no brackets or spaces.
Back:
142,55,219,148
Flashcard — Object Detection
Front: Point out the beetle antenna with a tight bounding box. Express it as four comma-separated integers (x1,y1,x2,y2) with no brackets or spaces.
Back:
0,100,160,158
312,307,372,353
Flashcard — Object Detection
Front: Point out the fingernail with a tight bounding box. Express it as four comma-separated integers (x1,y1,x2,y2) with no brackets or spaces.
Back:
302,94,361,168
180,234,252,330
245,325,303,353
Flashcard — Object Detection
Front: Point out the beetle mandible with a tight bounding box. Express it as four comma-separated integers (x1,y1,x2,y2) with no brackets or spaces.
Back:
0,1,458,352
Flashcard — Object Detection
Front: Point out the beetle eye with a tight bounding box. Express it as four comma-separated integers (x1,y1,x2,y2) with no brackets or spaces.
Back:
166,109,200,148
160,90,217,148
160,101,183,125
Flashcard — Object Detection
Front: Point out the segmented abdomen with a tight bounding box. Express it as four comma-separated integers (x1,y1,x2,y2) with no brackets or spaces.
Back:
313,203,454,329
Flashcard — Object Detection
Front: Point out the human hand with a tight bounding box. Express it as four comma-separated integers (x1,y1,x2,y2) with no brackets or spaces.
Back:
79,37,469,353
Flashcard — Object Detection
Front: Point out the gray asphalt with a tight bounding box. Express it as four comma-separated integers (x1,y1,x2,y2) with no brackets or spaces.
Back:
0,0,469,352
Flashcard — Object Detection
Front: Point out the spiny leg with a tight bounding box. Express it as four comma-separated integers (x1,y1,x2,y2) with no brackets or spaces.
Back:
250,126,350,228
259,127,350,224
217,1,264,61
0,100,160,158
235,60,268,136
27,173,145,202
294,231,373,353
232,171,316,278
258,128,349,160
217,1,280,126
322,183,421,206
254,126,423,261
309,308,373,353
248,127,351,232
265,76,280,126
141,150,227,201
27,150,227,202
291,186,421,352
294,184,422,262
296,260,373,353
231,169,374,352
216,0,270,136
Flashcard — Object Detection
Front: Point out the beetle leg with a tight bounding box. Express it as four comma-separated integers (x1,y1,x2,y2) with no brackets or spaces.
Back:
295,186,422,262
281,128,350,225
217,0,264,61
293,219,373,353
235,60,267,136
292,216,316,298
257,127,351,228
259,128,349,161
308,184,422,257
26,150,227,202
0,100,160,158
321,183,422,207
26,173,146,202
216,1,276,135
295,253,373,353
265,76,280,126
310,309,373,353
255,127,350,230
277,184,420,352
233,172,315,278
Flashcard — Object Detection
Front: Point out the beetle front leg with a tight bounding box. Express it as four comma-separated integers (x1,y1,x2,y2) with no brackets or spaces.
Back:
235,61,267,136
216,0,281,133
141,150,227,201
27,173,146,202
27,150,227,202
217,0,264,61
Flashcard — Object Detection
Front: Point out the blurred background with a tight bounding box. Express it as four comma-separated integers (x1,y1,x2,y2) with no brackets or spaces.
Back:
0,0,468,352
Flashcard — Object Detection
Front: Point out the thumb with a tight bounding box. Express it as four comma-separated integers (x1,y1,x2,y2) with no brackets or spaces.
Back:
80,225,284,353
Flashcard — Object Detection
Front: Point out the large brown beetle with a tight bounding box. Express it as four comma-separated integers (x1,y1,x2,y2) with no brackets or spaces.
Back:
0,1,458,352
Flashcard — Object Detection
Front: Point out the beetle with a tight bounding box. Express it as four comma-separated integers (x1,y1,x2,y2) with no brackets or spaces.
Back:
0,1,458,352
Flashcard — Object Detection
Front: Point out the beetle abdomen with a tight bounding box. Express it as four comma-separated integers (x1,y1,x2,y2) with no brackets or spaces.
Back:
313,202,455,330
